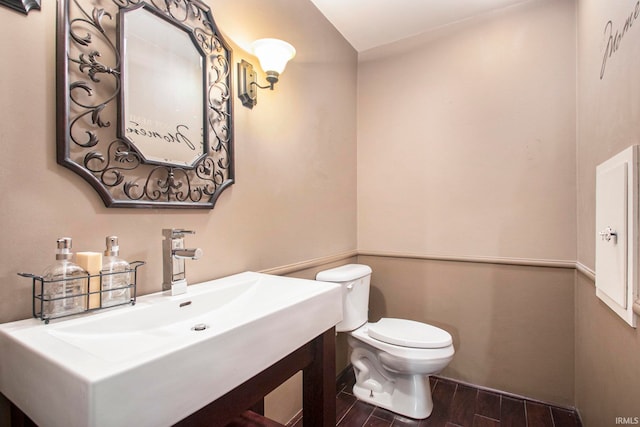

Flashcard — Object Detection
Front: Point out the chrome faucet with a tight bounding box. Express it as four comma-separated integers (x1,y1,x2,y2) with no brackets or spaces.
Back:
162,229,203,295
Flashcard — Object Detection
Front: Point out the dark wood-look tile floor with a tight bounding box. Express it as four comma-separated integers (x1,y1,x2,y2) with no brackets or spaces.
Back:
289,371,582,427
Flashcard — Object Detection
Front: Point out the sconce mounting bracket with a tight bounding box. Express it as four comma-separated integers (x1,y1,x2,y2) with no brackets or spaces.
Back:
238,60,257,108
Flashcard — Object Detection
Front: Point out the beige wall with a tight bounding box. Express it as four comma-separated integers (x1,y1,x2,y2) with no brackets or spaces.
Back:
575,273,640,426
355,0,577,407
359,255,575,406
0,0,357,322
0,0,357,424
575,0,640,425
4,0,640,424
576,0,640,269
357,0,576,262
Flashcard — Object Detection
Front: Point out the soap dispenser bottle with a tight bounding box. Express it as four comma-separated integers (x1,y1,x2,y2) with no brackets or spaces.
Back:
101,236,131,307
42,237,88,318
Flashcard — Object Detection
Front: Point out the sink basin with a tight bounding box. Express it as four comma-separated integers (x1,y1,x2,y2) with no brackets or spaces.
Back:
0,272,342,427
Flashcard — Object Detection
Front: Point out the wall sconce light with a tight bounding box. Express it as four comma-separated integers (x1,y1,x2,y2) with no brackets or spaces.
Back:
237,38,296,108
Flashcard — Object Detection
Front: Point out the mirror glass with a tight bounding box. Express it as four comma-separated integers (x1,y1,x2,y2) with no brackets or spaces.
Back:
57,0,233,209
122,6,206,168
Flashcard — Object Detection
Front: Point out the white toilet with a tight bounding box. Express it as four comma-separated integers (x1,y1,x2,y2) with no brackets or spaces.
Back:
316,264,455,420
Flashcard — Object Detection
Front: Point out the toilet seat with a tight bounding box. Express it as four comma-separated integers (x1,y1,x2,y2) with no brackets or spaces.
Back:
349,325,455,369
367,318,452,349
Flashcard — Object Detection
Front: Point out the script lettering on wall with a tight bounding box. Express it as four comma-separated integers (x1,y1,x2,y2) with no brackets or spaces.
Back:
600,1,640,79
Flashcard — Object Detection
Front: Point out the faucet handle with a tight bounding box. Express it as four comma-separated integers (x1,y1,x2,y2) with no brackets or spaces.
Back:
174,229,195,235
173,248,203,260
163,229,196,239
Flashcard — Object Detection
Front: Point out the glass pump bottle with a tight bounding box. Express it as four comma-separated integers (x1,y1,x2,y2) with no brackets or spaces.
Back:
101,236,131,307
42,237,88,318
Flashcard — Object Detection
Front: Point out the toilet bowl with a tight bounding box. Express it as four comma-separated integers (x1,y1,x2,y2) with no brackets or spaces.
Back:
316,264,455,420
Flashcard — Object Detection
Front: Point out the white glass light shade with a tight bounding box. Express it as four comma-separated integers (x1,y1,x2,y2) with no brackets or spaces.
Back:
251,38,296,75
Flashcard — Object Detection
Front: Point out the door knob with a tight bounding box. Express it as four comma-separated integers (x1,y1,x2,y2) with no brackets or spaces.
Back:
598,226,618,243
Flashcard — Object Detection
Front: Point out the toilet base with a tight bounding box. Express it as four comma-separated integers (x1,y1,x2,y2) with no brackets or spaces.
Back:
351,373,434,420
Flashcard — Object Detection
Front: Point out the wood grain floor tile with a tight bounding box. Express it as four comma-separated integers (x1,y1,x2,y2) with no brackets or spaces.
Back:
551,407,581,427
471,414,500,427
287,375,582,427
364,416,393,427
336,391,358,422
392,415,421,426
500,396,526,427
448,384,477,426
525,401,553,427
475,390,501,421
338,400,376,426
419,379,457,427
337,369,356,393
372,407,395,422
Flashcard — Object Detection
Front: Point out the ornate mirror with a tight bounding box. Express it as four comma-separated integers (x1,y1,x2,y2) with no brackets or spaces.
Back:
57,0,233,208
121,4,207,168
0,0,40,14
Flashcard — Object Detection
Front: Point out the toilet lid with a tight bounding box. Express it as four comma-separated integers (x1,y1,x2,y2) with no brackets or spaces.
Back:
367,318,453,349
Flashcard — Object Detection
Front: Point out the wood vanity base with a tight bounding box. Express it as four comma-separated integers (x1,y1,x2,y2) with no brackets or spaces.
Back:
225,411,285,427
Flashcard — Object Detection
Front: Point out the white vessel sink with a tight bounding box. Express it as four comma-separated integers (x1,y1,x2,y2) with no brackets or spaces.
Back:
0,272,342,427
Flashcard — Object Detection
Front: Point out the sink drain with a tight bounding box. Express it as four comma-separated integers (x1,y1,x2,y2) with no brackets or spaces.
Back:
191,323,209,331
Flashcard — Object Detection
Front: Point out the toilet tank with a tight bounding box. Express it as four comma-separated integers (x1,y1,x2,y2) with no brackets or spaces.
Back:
316,264,372,332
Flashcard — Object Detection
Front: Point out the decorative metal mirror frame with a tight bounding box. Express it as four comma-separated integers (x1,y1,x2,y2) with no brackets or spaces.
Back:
0,0,40,14
57,0,234,209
